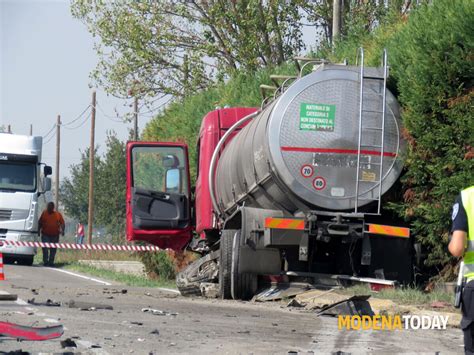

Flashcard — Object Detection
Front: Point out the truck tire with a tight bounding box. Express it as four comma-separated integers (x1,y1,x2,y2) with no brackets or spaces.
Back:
231,230,258,301
18,255,34,266
219,230,235,299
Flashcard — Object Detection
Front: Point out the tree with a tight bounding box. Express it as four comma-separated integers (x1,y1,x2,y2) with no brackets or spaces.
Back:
71,0,305,99
60,132,126,241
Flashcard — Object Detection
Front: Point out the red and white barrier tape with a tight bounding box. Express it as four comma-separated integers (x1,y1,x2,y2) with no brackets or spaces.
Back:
0,240,165,252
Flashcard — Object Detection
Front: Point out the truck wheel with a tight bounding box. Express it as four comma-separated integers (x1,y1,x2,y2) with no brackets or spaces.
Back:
18,256,34,266
231,230,257,301
219,230,235,299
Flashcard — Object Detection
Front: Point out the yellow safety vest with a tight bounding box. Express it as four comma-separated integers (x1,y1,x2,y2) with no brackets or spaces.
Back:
461,186,474,281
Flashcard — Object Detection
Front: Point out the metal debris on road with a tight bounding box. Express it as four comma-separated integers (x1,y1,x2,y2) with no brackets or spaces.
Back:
67,300,113,311
141,308,178,316
0,321,63,341
253,283,313,302
103,288,128,294
0,294,18,301
27,298,60,307
200,282,219,298
60,338,77,348
317,295,374,317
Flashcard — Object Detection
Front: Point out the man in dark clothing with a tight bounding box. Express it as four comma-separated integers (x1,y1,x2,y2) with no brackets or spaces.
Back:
38,202,65,267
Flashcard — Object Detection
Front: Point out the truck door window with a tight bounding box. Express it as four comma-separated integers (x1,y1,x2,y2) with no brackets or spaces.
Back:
132,146,188,195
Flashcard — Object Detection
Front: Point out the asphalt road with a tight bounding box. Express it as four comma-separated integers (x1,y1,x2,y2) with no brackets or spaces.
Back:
0,263,464,354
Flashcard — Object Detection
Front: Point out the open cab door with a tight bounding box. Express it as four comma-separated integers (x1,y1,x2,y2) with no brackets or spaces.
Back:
126,142,193,250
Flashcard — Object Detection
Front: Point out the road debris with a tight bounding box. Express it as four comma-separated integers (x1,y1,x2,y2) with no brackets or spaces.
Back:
317,295,373,317
141,308,178,316
130,321,143,326
103,288,128,294
68,300,113,311
150,329,160,335
430,301,450,309
0,321,63,341
27,298,60,307
200,283,219,298
0,294,17,301
253,283,313,302
60,338,77,348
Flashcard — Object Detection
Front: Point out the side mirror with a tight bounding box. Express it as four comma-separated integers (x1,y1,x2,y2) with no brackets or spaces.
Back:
43,177,52,192
44,165,52,176
165,169,180,192
162,155,179,169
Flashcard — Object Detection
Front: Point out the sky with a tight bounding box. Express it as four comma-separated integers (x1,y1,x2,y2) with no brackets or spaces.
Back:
0,0,156,180
0,0,318,182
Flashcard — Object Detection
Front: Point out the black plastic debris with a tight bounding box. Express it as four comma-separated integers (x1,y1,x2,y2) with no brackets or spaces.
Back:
0,294,17,301
60,338,77,348
131,322,143,326
150,329,160,335
27,298,60,307
317,295,374,317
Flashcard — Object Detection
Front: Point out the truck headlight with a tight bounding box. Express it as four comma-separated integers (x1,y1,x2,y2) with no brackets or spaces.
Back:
19,234,36,242
25,201,37,231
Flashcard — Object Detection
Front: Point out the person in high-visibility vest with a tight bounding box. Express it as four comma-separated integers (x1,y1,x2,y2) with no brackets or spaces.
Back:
449,186,474,354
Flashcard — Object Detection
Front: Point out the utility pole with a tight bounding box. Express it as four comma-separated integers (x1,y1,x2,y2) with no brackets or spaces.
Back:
133,96,138,140
87,91,96,245
332,0,341,45
55,115,61,208
29,124,33,136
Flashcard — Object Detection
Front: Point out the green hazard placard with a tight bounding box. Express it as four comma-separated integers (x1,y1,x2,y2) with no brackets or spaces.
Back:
299,103,336,132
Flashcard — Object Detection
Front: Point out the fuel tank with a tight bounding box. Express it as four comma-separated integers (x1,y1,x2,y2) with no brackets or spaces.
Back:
215,64,405,214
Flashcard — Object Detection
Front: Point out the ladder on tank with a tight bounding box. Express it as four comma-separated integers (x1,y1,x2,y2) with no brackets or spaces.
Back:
354,48,388,214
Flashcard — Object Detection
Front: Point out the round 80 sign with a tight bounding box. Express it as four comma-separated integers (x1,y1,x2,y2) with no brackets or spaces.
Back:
313,176,326,190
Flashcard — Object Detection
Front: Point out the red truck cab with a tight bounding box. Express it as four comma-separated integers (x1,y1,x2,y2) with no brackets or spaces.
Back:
126,107,258,250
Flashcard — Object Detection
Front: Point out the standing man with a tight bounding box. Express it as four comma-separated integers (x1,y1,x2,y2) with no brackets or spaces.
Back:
76,222,85,245
38,202,65,267
449,185,474,354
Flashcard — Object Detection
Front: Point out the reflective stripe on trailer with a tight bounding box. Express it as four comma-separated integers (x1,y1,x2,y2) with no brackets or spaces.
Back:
367,224,410,238
264,218,305,230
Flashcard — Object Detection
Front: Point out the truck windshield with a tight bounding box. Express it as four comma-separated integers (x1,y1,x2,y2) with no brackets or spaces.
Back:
0,162,37,192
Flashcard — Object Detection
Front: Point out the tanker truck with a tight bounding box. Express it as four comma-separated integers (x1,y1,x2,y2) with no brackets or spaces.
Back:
125,50,413,299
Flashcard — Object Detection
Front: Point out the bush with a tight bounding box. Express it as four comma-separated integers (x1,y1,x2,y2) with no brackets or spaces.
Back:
140,250,198,281
388,1,474,268
140,251,177,280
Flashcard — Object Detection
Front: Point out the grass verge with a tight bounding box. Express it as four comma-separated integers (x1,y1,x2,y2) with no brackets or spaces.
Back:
63,262,176,289
33,249,176,289
337,284,454,307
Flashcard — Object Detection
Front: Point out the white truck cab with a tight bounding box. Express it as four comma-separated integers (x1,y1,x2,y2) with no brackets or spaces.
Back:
0,133,52,265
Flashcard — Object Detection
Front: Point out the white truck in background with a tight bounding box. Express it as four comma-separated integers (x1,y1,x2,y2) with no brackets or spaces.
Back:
0,133,52,265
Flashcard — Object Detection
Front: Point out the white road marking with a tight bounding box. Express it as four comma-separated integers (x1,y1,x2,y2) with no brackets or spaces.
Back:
157,287,180,294
47,267,112,286
43,318,59,323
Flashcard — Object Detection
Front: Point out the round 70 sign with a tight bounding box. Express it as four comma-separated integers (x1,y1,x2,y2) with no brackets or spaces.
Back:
300,165,314,178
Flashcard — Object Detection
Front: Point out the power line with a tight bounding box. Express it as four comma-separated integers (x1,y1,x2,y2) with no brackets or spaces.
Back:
96,102,126,123
63,112,91,130
62,104,91,127
43,131,56,145
42,123,56,139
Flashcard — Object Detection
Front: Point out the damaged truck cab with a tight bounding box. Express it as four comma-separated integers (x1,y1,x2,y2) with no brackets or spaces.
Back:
126,50,414,300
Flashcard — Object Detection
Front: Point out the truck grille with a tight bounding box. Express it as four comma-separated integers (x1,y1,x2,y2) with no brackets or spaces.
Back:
0,209,28,221
0,209,12,221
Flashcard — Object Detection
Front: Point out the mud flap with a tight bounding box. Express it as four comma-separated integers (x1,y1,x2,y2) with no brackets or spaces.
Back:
238,246,281,274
